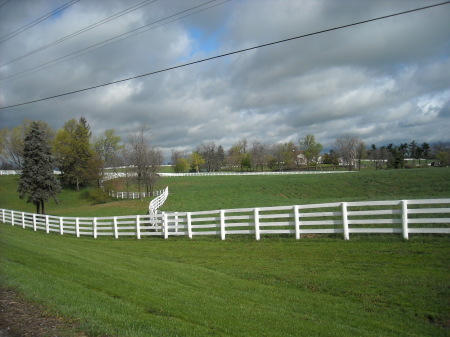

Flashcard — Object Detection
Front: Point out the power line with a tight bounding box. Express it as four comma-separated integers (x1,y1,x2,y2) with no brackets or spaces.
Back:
0,0,80,44
0,0,227,82
0,0,12,9
1,0,158,67
1,1,449,110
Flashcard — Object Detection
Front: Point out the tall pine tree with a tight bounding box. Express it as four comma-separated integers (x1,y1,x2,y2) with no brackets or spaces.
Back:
17,122,61,214
53,117,98,191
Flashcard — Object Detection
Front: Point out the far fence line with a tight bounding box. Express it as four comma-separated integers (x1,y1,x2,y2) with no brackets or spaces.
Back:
0,170,61,175
1,170,354,179
109,188,167,199
1,198,449,241
158,171,353,177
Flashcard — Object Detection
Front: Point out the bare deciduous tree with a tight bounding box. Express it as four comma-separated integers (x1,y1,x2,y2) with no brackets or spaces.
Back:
334,135,360,171
127,125,162,194
251,141,267,171
197,141,217,172
0,119,54,169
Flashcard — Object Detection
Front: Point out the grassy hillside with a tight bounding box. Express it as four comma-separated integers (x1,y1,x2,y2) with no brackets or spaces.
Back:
1,226,448,337
160,168,450,211
1,168,450,215
1,168,449,336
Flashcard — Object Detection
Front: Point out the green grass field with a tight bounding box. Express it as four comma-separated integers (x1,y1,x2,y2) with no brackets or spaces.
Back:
1,168,449,336
2,168,450,215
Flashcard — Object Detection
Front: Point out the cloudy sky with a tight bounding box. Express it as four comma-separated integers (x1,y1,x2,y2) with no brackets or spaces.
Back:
1,0,449,158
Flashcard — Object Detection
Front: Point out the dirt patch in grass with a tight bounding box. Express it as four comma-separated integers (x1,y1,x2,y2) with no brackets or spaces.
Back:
0,288,86,337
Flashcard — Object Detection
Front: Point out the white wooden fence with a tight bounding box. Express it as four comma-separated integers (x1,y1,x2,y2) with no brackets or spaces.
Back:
109,188,167,199
1,198,449,240
149,187,169,213
159,170,352,177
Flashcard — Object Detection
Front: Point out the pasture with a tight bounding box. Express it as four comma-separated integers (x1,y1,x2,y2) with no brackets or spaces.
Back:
1,168,449,336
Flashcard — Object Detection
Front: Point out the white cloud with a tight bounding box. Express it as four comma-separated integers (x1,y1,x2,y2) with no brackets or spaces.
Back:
98,81,143,108
0,0,449,158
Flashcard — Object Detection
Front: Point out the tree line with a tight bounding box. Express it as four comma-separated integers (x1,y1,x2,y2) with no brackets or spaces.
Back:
171,136,450,173
0,119,162,213
1,119,449,213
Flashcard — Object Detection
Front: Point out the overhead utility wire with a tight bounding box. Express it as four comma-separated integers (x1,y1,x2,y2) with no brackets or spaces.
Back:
0,0,79,44
1,1,449,110
0,0,12,9
0,0,226,82
1,0,157,67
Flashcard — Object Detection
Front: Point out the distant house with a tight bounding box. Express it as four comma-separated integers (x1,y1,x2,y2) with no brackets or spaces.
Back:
297,153,307,165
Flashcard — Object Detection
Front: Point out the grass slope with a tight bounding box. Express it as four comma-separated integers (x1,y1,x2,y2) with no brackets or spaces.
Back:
1,168,450,215
161,168,450,211
1,169,449,336
1,226,449,337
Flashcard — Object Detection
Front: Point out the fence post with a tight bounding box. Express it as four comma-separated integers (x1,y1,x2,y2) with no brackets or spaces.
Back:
59,217,64,235
1,209,4,223
33,214,37,231
11,210,14,226
93,217,97,239
136,215,141,240
45,215,49,233
254,208,260,241
294,206,300,240
163,213,169,239
175,212,179,233
22,212,25,229
342,202,349,240
220,210,226,240
76,218,80,237
113,217,118,239
402,200,409,240
187,212,192,239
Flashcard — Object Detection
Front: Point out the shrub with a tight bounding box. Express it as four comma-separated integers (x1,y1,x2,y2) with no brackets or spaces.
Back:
88,188,110,204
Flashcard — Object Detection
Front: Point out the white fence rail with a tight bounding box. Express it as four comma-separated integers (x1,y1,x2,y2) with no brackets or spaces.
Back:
159,170,352,177
0,170,61,175
109,188,167,199
148,187,169,213
1,199,449,240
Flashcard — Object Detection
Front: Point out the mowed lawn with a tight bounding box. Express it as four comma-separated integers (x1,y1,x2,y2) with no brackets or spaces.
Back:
1,227,449,337
1,168,449,336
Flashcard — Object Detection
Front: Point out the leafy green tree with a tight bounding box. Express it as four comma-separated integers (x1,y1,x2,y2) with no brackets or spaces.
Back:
53,117,95,191
269,142,297,171
386,145,405,169
356,141,366,171
93,129,122,168
322,150,339,166
436,151,450,166
188,152,205,173
299,134,322,168
174,157,189,173
241,153,251,171
421,142,430,165
408,140,418,166
226,144,243,171
17,122,61,214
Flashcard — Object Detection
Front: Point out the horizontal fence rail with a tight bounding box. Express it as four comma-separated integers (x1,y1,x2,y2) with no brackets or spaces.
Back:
159,171,353,177
109,188,167,199
1,199,449,240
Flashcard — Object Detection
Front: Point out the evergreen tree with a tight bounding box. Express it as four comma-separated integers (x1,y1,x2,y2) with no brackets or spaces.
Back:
53,117,95,191
17,122,61,214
